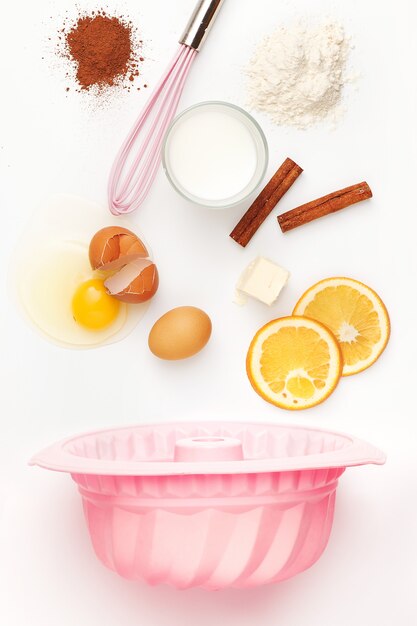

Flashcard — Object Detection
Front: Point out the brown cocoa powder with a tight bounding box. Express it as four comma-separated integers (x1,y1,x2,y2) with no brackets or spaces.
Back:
61,10,143,92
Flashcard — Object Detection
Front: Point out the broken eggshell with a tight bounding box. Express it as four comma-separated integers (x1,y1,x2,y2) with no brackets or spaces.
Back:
106,260,159,304
89,227,159,304
89,226,149,271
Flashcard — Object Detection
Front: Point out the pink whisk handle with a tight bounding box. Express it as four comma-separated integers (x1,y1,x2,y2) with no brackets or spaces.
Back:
108,1,226,215
108,45,196,215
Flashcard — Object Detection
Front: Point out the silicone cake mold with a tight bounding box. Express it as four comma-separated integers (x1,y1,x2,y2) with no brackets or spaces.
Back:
31,422,386,590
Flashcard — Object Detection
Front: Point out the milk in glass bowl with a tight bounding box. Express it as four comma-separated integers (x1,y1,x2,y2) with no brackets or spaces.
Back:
162,101,268,209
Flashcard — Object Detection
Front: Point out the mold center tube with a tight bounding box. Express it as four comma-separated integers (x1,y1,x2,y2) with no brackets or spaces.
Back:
174,436,244,462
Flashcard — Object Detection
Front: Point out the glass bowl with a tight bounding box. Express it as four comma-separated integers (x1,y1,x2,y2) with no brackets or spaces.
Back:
162,101,268,209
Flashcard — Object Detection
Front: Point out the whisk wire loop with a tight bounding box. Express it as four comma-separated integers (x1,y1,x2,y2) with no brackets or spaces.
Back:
108,45,197,215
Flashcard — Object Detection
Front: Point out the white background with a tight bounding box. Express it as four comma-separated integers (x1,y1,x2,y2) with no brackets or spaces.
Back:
1,0,417,623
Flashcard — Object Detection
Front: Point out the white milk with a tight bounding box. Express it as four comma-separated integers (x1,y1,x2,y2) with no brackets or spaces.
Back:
164,103,266,207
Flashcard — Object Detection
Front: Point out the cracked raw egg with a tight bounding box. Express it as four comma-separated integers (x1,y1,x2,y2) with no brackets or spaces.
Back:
12,194,157,349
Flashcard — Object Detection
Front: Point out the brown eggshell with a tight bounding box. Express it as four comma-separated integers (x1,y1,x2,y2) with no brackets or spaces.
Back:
112,263,159,304
89,226,148,271
148,306,212,360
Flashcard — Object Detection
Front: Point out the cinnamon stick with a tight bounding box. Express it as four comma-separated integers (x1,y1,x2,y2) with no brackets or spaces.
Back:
277,182,373,233
230,157,303,247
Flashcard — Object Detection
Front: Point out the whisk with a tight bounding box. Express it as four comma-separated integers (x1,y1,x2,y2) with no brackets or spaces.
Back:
108,0,226,215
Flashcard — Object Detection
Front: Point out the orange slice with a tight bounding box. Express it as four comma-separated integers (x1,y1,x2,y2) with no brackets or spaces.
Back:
246,316,342,410
293,277,390,376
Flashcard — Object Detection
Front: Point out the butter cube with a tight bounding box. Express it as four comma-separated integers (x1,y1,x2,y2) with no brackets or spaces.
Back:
235,257,290,306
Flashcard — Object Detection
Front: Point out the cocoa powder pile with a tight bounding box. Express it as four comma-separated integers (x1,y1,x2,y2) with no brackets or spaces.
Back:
60,10,144,93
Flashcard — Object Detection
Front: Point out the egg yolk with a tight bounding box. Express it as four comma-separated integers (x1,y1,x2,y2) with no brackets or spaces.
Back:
72,279,120,330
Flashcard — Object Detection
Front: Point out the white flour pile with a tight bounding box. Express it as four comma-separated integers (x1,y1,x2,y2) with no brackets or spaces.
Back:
246,21,351,129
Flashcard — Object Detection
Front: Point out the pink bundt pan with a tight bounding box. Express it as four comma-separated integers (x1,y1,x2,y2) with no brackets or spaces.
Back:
31,422,385,590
